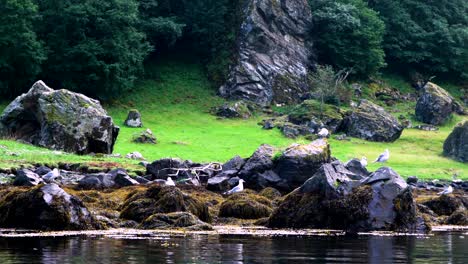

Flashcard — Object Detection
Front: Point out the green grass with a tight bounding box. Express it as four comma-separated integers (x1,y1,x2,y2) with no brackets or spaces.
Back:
0,58,466,180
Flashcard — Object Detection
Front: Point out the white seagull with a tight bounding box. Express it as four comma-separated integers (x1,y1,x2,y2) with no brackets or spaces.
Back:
166,177,176,186
224,179,246,195
437,185,453,196
318,128,329,138
373,149,390,163
360,156,368,167
43,168,60,183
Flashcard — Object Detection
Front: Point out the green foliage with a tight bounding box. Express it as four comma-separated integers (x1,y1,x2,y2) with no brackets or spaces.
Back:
36,0,152,98
310,0,386,76
308,65,350,112
370,0,468,79
0,0,45,97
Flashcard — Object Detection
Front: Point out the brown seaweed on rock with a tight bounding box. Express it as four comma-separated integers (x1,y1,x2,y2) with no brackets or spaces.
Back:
219,190,273,219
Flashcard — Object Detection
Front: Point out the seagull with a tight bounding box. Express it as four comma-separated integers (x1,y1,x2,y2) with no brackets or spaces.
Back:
438,185,453,196
318,128,329,138
224,179,245,195
166,177,175,186
43,168,60,183
360,156,368,167
373,149,390,163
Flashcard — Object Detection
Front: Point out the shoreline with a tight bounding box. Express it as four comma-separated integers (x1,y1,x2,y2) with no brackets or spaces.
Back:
1,225,467,239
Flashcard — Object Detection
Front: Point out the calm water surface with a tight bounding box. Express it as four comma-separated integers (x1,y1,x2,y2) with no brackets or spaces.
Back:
0,232,467,264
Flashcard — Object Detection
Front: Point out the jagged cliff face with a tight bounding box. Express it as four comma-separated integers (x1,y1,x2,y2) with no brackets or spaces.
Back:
219,0,313,106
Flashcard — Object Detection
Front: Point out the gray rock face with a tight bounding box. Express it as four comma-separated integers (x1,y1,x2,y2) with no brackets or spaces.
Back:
219,0,313,106
415,82,462,125
345,159,370,179
14,169,44,186
443,121,468,162
124,109,142,127
223,156,245,171
146,158,186,180
238,144,275,179
341,100,404,142
207,175,231,192
0,81,119,154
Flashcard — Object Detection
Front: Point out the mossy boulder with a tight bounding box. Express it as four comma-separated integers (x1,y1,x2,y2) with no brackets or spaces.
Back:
0,81,119,154
219,190,273,219
139,212,213,230
215,101,252,119
132,129,157,144
0,184,100,230
287,100,344,132
120,185,211,224
443,121,468,162
341,100,403,142
422,194,467,216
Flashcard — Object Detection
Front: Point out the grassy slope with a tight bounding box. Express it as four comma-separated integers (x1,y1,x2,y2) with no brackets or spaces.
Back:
0,58,466,179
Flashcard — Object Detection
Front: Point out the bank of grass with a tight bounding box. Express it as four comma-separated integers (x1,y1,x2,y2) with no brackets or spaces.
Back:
0,59,466,180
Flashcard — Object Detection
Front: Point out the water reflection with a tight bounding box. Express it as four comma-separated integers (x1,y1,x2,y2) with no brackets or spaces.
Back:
0,233,467,264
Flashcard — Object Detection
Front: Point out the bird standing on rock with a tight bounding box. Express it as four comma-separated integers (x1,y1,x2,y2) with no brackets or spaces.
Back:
166,177,175,186
318,128,329,138
224,179,245,195
43,168,60,183
373,149,390,163
360,156,368,167
438,185,453,196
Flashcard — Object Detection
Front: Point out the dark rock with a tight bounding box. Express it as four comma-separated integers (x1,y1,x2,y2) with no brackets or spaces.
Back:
422,195,466,216
341,100,404,142
146,158,186,180
228,177,241,188
77,173,115,189
124,109,142,127
139,212,212,230
120,185,211,224
219,0,313,105
0,81,119,154
223,156,245,171
135,176,151,184
256,170,284,190
14,169,44,186
415,82,462,125
445,210,468,225
219,191,273,219
443,121,468,162
286,100,344,133
0,183,99,230
345,159,370,179
132,129,157,144
238,144,275,179
407,176,418,184
110,168,139,187
274,140,331,190
35,166,52,176
207,176,230,192
215,101,252,119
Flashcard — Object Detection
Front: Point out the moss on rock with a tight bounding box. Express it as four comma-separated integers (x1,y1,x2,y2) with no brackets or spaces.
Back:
219,190,273,219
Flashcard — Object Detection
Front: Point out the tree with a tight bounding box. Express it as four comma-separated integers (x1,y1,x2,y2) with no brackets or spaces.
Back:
370,0,468,80
0,0,45,97
310,0,386,76
36,0,152,98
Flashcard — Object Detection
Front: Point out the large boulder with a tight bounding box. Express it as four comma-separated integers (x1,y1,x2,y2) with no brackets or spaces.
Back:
14,169,44,186
274,140,331,190
124,109,143,127
0,81,119,154
238,144,275,180
219,0,313,105
341,100,404,142
268,166,425,232
443,121,468,162
415,82,462,125
0,184,99,230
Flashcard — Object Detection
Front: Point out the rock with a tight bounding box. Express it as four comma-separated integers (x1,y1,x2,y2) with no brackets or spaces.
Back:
341,100,404,142
415,82,462,125
215,101,252,119
35,166,52,176
238,144,275,179
259,187,282,200
268,166,423,232
110,169,139,187
344,159,370,179
334,134,350,141
279,123,314,138
124,109,142,127
414,124,439,131
219,0,313,105
0,183,99,230
77,173,115,189
443,121,468,162
132,129,157,144
222,155,245,171
422,195,467,216
0,81,119,154
14,169,44,186
207,176,230,192
219,191,273,219
445,210,468,225
146,158,186,180
274,140,331,190
120,185,211,224
407,176,419,184
125,151,145,160
287,100,344,133
135,176,151,184
139,212,212,230
0,174,15,185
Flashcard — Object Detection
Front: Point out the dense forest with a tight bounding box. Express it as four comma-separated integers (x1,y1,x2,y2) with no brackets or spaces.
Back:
0,0,467,99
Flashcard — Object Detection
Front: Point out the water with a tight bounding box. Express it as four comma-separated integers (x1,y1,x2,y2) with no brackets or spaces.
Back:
0,232,467,264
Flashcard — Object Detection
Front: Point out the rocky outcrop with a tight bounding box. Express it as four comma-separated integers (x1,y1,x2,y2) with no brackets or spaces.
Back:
132,129,157,144
0,184,99,230
268,166,426,232
443,121,468,162
219,0,313,105
341,100,404,142
0,81,119,154
13,169,44,186
215,101,252,119
415,82,463,125
124,109,143,127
